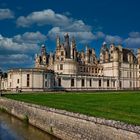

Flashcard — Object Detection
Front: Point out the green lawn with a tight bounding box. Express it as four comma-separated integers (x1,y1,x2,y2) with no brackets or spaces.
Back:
4,91,140,125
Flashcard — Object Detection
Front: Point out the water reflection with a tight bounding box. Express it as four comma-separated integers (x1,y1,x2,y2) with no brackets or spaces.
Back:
0,111,59,140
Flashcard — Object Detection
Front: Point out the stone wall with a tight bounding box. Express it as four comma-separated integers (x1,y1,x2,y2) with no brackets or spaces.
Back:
0,97,140,140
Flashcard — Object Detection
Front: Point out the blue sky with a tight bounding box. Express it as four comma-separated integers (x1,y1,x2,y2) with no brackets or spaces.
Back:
0,0,140,70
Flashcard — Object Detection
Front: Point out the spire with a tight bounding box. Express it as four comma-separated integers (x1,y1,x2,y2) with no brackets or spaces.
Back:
72,36,76,44
64,33,69,44
102,41,107,46
64,33,70,58
70,36,77,59
56,34,60,48
41,44,46,55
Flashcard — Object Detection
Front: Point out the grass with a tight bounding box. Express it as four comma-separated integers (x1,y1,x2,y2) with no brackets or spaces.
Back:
4,91,140,125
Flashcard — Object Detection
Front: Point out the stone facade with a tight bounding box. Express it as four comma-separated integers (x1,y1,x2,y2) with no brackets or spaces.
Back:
0,97,140,140
5,68,54,91
34,34,140,90
1,33,140,91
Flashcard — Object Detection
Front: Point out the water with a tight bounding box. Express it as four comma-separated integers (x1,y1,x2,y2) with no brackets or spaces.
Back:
0,111,59,140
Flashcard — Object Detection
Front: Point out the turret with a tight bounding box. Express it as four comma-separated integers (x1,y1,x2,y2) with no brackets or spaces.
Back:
92,48,95,55
105,50,109,62
110,44,115,62
100,51,105,63
118,45,123,62
64,33,70,58
49,52,54,65
85,45,90,64
70,36,76,60
41,44,47,65
81,51,85,64
90,48,96,63
35,54,41,67
41,44,46,56
100,42,107,63
113,49,119,62
56,35,60,49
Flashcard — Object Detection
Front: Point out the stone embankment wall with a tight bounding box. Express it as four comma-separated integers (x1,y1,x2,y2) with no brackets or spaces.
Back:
0,97,140,140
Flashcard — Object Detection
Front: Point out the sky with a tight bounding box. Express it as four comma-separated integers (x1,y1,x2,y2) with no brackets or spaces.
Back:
0,0,140,70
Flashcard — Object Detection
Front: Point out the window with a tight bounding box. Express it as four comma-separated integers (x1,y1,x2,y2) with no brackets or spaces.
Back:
17,79,19,84
45,74,47,79
81,79,85,87
71,79,74,87
95,68,97,73
107,80,109,87
113,81,115,87
58,78,61,86
61,51,64,56
120,81,122,88
61,58,64,61
45,81,47,87
130,81,132,87
54,80,55,86
60,64,63,70
10,82,11,87
99,79,101,87
89,79,92,87
27,74,30,87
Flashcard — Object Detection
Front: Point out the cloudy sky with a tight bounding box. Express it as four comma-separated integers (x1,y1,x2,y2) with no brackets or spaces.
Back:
0,0,140,70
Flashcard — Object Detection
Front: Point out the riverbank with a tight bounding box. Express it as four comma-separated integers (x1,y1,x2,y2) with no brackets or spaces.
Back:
0,96,140,140
0,110,58,140
4,91,140,125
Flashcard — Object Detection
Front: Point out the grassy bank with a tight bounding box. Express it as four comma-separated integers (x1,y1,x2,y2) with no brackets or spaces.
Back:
4,91,140,125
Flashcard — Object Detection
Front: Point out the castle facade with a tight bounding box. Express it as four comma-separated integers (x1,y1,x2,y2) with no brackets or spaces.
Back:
1,33,140,91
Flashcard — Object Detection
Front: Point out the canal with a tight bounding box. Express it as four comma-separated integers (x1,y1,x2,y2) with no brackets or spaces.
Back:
0,111,59,140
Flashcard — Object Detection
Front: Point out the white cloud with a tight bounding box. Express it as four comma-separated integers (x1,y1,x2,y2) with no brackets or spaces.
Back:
48,27,96,43
0,54,32,65
16,9,91,32
0,9,14,20
129,32,140,38
16,9,96,43
13,31,46,44
16,9,70,27
0,32,46,70
105,35,123,44
0,32,46,54
123,32,140,48
0,34,37,53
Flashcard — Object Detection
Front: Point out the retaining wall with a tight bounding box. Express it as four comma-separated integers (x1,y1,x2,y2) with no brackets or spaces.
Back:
0,97,140,140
